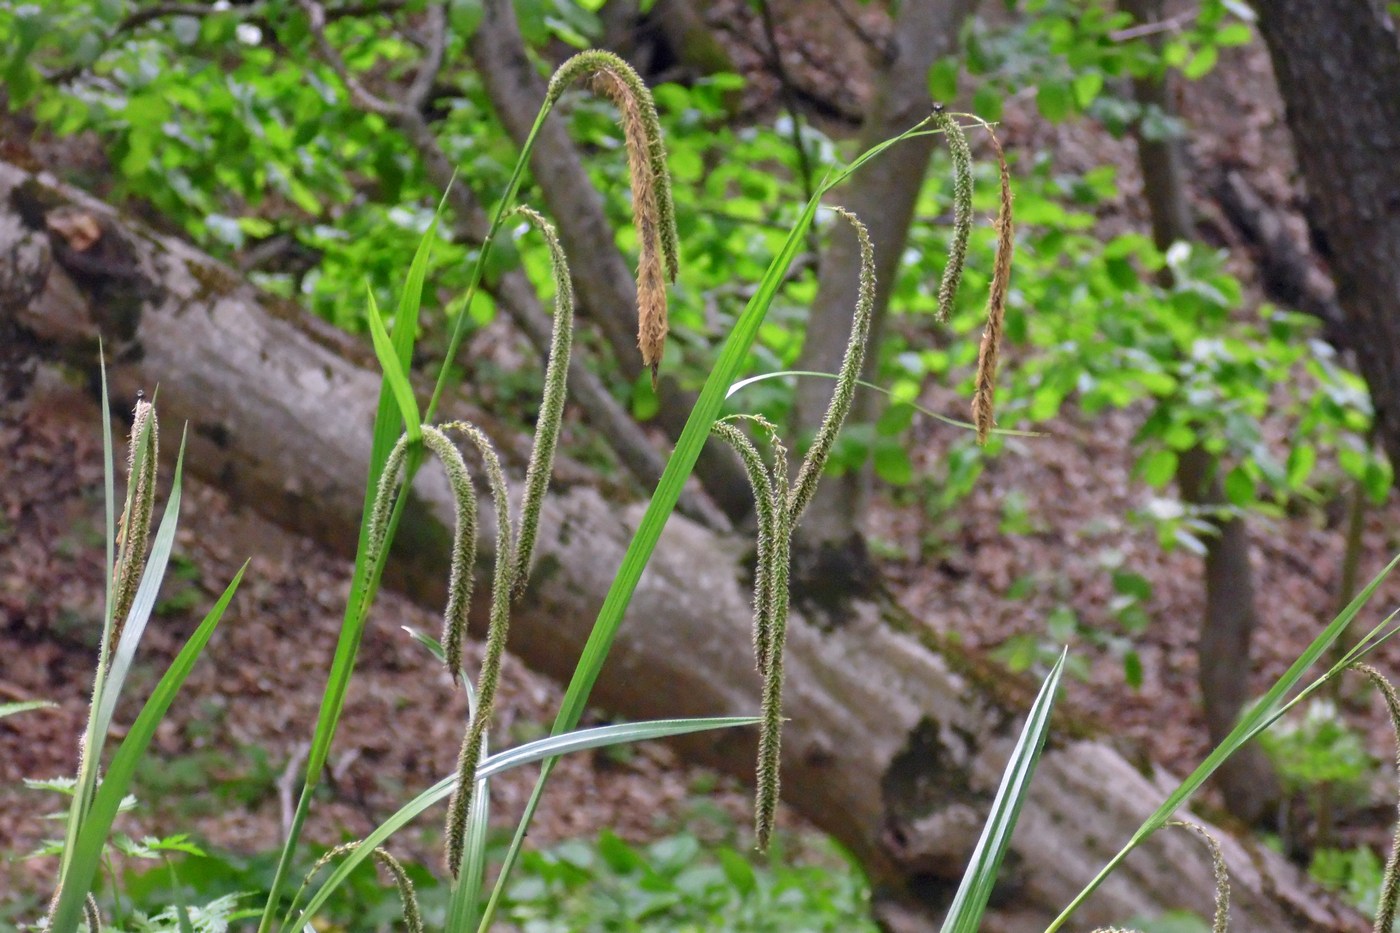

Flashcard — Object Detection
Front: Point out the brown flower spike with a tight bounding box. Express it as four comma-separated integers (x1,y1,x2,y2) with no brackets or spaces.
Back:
973,131,1013,445
548,51,677,388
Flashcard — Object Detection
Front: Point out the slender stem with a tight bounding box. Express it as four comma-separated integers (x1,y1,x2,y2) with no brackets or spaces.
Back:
264,74,559,933
259,449,419,933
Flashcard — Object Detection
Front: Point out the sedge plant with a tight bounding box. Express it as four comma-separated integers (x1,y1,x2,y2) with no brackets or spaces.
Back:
34,38,1400,933
242,47,1022,933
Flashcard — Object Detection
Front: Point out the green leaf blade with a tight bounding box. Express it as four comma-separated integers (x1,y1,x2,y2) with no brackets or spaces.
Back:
48,565,245,933
940,649,1067,933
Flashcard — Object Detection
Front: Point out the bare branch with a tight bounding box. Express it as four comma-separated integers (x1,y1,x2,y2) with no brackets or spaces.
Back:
1109,7,1201,42
300,0,404,118
755,0,816,212
817,0,893,63
405,2,448,113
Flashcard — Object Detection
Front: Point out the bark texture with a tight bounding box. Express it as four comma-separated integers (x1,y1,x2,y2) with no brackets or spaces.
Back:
1253,0,1400,482
789,0,975,581
1122,0,1280,825
0,162,1365,931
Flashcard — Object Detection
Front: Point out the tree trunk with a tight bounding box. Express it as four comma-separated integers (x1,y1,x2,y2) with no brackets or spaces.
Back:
1252,0,1400,484
1121,0,1280,826
0,162,1365,932
789,0,975,590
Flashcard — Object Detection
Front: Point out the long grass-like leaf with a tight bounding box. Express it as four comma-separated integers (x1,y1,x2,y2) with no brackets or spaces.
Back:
365,286,421,444
726,370,1042,438
1046,553,1400,931
48,565,245,933
287,716,758,930
940,649,1065,933
0,700,57,720
258,203,442,930
56,354,119,890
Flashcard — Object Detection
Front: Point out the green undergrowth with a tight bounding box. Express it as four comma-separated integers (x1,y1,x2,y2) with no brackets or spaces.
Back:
29,827,877,933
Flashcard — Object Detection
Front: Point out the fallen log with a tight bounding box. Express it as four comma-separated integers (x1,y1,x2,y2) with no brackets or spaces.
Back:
0,160,1366,931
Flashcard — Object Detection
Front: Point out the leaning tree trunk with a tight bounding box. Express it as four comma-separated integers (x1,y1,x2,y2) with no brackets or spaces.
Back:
0,163,1365,931
1121,0,1280,826
790,0,976,584
1253,0,1400,484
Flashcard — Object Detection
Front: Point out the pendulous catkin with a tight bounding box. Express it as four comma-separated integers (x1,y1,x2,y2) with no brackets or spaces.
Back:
712,206,874,850
972,131,1014,446
932,108,973,323
441,420,515,878
1353,663,1400,933
545,50,678,386
510,207,574,597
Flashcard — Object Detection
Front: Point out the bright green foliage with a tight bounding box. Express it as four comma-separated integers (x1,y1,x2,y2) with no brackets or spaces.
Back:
1258,699,1376,796
1310,845,1391,923
961,0,1254,128
497,830,879,932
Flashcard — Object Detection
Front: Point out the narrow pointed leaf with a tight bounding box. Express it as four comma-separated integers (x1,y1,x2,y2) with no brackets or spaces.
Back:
365,286,420,444
941,649,1065,933
0,700,57,720
48,565,245,933
1047,552,1400,931
287,716,759,930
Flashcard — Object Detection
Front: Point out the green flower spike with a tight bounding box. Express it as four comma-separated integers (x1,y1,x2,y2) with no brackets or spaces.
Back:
371,847,424,933
509,207,574,597
712,207,875,850
294,842,423,933
111,397,158,647
788,207,876,523
441,420,515,879
932,108,973,323
370,426,478,681
1353,663,1400,933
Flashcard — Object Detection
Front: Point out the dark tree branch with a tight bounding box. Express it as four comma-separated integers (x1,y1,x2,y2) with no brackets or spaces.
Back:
817,0,893,63
754,0,817,214
405,2,448,114
1209,167,1348,349
301,0,403,117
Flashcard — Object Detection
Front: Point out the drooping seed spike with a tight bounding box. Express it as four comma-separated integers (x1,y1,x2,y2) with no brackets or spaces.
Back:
788,207,875,524
285,841,363,930
372,848,424,933
545,51,677,377
712,418,781,675
419,426,479,681
83,893,100,933
973,131,1013,446
711,411,793,851
932,109,973,323
440,420,515,879
1165,820,1230,933
367,434,412,570
754,500,792,851
510,207,574,598
1352,663,1400,933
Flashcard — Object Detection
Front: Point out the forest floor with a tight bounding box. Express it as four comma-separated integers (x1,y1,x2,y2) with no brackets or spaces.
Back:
7,0,1400,918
